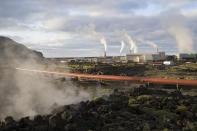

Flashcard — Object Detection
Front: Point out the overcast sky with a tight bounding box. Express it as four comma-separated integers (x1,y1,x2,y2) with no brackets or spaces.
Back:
0,0,197,57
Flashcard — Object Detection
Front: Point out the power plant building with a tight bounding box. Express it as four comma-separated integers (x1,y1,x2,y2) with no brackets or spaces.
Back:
126,52,166,62
177,53,197,61
145,52,166,62
126,54,144,62
48,52,197,65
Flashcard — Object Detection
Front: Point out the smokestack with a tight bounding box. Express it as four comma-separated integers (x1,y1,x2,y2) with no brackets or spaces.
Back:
156,48,158,53
130,49,132,54
104,51,106,58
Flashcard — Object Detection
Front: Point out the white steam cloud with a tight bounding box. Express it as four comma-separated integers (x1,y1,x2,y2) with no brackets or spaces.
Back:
78,24,107,52
0,41,93,119
1,61,91,119
124,33,138,54
161,11,195,53
137,38,158,52
120,40,125,54
11,64,91,118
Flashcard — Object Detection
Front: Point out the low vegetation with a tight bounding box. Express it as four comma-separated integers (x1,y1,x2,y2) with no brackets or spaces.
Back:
54,62,197,80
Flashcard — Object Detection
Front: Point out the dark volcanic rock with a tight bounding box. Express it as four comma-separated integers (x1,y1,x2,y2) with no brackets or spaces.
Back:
0,87,197,131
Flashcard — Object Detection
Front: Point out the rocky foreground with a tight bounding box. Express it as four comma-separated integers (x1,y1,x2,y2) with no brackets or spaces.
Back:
0,87,197,131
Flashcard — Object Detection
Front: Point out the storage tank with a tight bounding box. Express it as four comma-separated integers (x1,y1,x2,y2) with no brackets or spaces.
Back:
163,61,174,66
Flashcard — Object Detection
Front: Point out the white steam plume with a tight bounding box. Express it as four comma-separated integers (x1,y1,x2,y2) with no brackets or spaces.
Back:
78,24,107,51
0,55,91,119
12,65,91,118
120,40,125,54
96,34,107,52
4,62,91,119
0,37,112,119
161,11,195,53
124,33,138,54
138,38,158,52
91,27,107,52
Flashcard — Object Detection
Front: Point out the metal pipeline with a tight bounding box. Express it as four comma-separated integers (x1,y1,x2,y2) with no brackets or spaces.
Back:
15,68,197,86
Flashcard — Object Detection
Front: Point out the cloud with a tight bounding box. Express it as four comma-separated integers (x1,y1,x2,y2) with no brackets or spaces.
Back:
0,0,197,57
41,17,67,30
161,10,195,53
151,0,197,9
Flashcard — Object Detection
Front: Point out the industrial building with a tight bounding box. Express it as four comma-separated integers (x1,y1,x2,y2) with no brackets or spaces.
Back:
48,52,197,65
163,61,175,66
126,52,166,62
126,54,143,62
176,53,197,61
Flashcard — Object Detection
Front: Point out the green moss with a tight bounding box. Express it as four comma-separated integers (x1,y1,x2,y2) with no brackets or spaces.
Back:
167,97,173,100
141,107,178,118
116,127,125,131
129,104,140,107
93,97,101,102
176,105,187,111
163,128,168,131
137,95,152,101
143,122,150,130
156,96,162,99
128,98,136,105
91,112,98,118
145,101,150,104
61,111,67,120
187,121,197,131
155,110,178,118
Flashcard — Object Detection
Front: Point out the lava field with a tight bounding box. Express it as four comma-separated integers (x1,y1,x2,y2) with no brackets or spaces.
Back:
0,86,197,131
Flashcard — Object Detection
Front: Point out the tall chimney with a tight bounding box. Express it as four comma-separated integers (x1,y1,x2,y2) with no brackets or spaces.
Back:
104,51,106,58
156,48,158,53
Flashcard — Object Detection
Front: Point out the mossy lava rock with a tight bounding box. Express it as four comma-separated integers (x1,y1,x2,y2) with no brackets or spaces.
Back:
0,87,197,131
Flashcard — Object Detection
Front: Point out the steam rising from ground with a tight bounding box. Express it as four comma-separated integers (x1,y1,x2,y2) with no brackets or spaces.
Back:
124,33,138,54
0,36,112,119
0,41,93,119
161,11,195,53
15,66,91,118
0,61,91,119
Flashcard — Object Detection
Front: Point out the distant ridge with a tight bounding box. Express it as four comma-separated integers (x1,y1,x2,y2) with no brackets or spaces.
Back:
0,36,44,63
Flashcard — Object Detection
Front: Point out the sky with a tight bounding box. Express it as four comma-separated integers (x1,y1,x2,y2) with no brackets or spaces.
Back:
0,0,197,57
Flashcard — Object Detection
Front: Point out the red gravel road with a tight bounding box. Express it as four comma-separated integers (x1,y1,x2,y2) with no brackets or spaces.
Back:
16,68,197,86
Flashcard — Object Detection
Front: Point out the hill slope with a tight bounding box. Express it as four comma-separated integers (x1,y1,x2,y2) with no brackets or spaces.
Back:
0,36,43,64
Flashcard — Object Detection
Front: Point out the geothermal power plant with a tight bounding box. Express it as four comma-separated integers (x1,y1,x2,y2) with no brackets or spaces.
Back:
48,30,197,64
48,29,197,65
49,50,197,65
